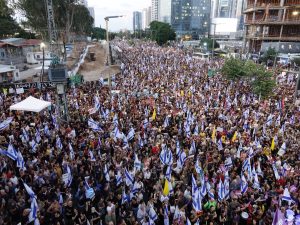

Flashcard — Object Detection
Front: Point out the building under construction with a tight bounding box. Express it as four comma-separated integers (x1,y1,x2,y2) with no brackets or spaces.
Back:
244,0,300,53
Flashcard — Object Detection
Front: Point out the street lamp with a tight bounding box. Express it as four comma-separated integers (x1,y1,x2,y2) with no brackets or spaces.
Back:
203,42,207,52
104,15,124,66
40,42,46,83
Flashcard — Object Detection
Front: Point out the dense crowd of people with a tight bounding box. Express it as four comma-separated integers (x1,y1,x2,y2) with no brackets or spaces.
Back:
0,40,299,225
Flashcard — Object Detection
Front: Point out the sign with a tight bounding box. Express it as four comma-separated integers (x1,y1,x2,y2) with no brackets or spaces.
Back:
16,88,24,94
15,82,57,90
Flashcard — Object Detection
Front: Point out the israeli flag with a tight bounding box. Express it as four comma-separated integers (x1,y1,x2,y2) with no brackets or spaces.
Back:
56,136,63,150
35,129,41,143
282,187,293,204
122,189,129,204
163,116,170,128
24,183,36,199
148,206,158,221
192,189,202,212
89,150,96,161
66,166,73,187
22,128,29,142
88,118,102,132
186,218,192,225
224,178,230,199
69,143,75,160
127,128,135,141
113,114,119,126
189,140,196,155
116,171,122,186
271,163,280,180
165,165,172,181
289,115,295,125
125,168,134,186
218,138,223,151
241,174,248,194
253,173,260,190
236,143,242,158
7,143,18,160
256,161,263,177
44,124,50,136
218,179,225,202
243,109,250,119
28,198,39,224
143,118,149,129
277,142,286,156
225,157,233,169
159,146,173,166
192,174,198,194
164,205,169,225
113,126,124,139
242,157,250,172
200,181,207,198
195,159,203,175
0,117,13,131
177,150,187,168
31,140,37,153
123,135,129,148
94,96,100,111
138,135,144,148
104,164,110,182
266,114,273,126
184,121,191,137
16,150,25,169
134,154,142,171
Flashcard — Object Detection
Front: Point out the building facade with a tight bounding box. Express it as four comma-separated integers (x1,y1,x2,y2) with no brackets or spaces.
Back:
142,7,152,29
133,11,142,32
244,0,300,53
151,0,159,21
159,0,172,24
171,0,210,39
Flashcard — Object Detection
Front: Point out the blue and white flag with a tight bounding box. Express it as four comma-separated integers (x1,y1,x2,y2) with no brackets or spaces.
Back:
56,136,63,150
7,143,18,160
69,143,75,160
88,118,102,132
177,150,187,168
148,206,158,221
24,183,36,199
163,116,170,128
217,139,223,151
225,157,233,169
116,171,122,186
253,173,260,190
193,123,199,135
44,124,50,136
125,168,134,186
241,174,248,194
224,178,230,199
163,205,169,225
266,114,273,126
192,189,202,212
189,140,196,155
272,163,280,180
0,117,13,131
192,174,198,194
134,154,142,171
113,126,124,139
143,118,149,129
277,142,286,156
104,164,110,182
89,150,96,161
35,129,41,143
200,180,207,198
31,140,37,153
165,165,172,181
207,182,215,200
28,198,39,224
22,128,29,142
159,146,173,166
218,179,225,202
127,128,135,141
94,96,100,111
16,151,26,170
282,187,293,204
122,189,129,204
186,218,192,225
176,140,181,156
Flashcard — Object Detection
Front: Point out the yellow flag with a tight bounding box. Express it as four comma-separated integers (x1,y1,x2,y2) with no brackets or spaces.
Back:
231,131,237,142
180,90,184,96
151,108,156,120
211,126,216,142
270,137,275,151
163,179,169,196
221,135,226,143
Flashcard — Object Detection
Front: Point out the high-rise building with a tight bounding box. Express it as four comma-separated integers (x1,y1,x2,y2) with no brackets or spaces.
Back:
244,0,300,53
171,0,210,39
133,11,142,32
88,7,95,27
142,7,152,29
159,0,172,24
151,0,159,21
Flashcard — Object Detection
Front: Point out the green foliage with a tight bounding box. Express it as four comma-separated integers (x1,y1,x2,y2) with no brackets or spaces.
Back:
222,58,276,99
292,57,300,66
16,29,36,39
14,0,94,40
91,27,106,40
149,21,176,45
200,37,220,50
0,0,21,38
221,57,247,80
261,47,278,63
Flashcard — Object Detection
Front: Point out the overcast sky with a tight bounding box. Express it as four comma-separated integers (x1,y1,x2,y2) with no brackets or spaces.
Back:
88,0,151,31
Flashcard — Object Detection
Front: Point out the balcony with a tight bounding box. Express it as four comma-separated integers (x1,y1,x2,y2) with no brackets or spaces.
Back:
246,33,300,41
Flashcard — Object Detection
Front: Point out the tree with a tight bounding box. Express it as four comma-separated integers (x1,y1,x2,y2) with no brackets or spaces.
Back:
221,57,247,80
222,58,276,99
261,47,278,65
200,37,219,50
0,0,21,38
14,0,93,41
91,27,106,40
149,21,176,45
15,29,36,39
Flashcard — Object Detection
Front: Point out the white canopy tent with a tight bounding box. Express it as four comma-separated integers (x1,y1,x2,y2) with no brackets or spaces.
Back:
10,96,51,113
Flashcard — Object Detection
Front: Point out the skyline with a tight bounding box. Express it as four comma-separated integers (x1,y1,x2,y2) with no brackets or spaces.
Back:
88,0,151,31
